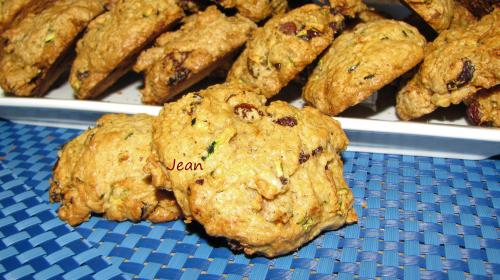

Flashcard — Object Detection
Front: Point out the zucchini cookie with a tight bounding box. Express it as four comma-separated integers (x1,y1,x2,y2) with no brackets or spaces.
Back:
147,83,357,257
303,20,426,116
211,0,288,22
466,87,499,127
402,0,455,32
49,114,181,226
70,0,183,99
134,6,256,104
0,0,106,97
396,9,499,120
227,4,344,98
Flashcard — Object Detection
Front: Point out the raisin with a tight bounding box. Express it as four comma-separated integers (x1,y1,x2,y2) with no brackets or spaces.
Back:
280,176,289,185
273,63,281,70
167,67,190,86
274,116,297,127
446,58,475,91
280,22,297,35
234,103,264,120
299,152,310,164
467,101,481,125
364,74,375,80
76,70,89,81
195,179,204,185
312,146,323,156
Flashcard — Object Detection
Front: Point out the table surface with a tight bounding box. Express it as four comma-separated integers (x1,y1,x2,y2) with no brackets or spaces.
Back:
0,119,498,280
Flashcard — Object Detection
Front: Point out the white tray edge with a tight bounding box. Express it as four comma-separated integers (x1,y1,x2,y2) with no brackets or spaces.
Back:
1,97,499,160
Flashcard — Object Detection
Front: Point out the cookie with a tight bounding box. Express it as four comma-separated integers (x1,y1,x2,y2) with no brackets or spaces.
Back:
227,4,344,98
396,9,499,120
147,83,357,257
466,86,499,127
303,20,426,116
49,114,181,226
212,0,287,22
70,0,183,99
402,0,455,32
0,0,106,97
134,6,256,104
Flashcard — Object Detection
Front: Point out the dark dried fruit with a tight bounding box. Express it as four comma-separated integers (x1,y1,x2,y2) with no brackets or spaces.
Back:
298,28,322,41
234,103,264,121
446,58,475,91
299,152,310,164
466,101,481,125
273,63,281,70
195,179,204,185
191,118,196,126
364,74,375,80
77,70,89,81
280,22,298,35
280,176,289,185
167,67,190,86
274,116,298,127
312,146,323,156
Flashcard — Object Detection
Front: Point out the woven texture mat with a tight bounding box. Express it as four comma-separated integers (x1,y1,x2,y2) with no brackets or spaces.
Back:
0,119,498,279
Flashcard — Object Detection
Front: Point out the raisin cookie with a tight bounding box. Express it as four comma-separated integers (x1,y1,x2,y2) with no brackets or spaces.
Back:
227,4,344,98
49,114,181,226
212,0,287,22
0,0,106,97
147,83,357,257
396,9,499,120
466,87,499,127
134,6,256,104
303,20,426,116
70,0,183,99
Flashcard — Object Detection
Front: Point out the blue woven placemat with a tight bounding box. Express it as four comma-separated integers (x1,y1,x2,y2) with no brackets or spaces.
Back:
0,119,498,280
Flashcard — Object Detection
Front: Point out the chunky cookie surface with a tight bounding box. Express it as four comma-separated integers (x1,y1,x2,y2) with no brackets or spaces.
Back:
227,4,344,98
50,114,181,226
466,87,499,127
70,0,183,99
303,19,426,116
148,83,357,257
396,9,499,120
0,0,106,96
134,6,256,104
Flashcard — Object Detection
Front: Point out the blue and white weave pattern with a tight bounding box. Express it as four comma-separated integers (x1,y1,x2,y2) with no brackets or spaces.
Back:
0,119,498,279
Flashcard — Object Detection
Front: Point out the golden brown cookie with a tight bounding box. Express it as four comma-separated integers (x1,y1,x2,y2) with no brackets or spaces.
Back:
147,83,357,257
402,0,455,32
466,87,499,127
70,0,183,100
49,114,181,226
134,6,256,104
212,0,287,22
396,9,499,120
227,4,344,98
0,0,106,97
303,20,426,116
